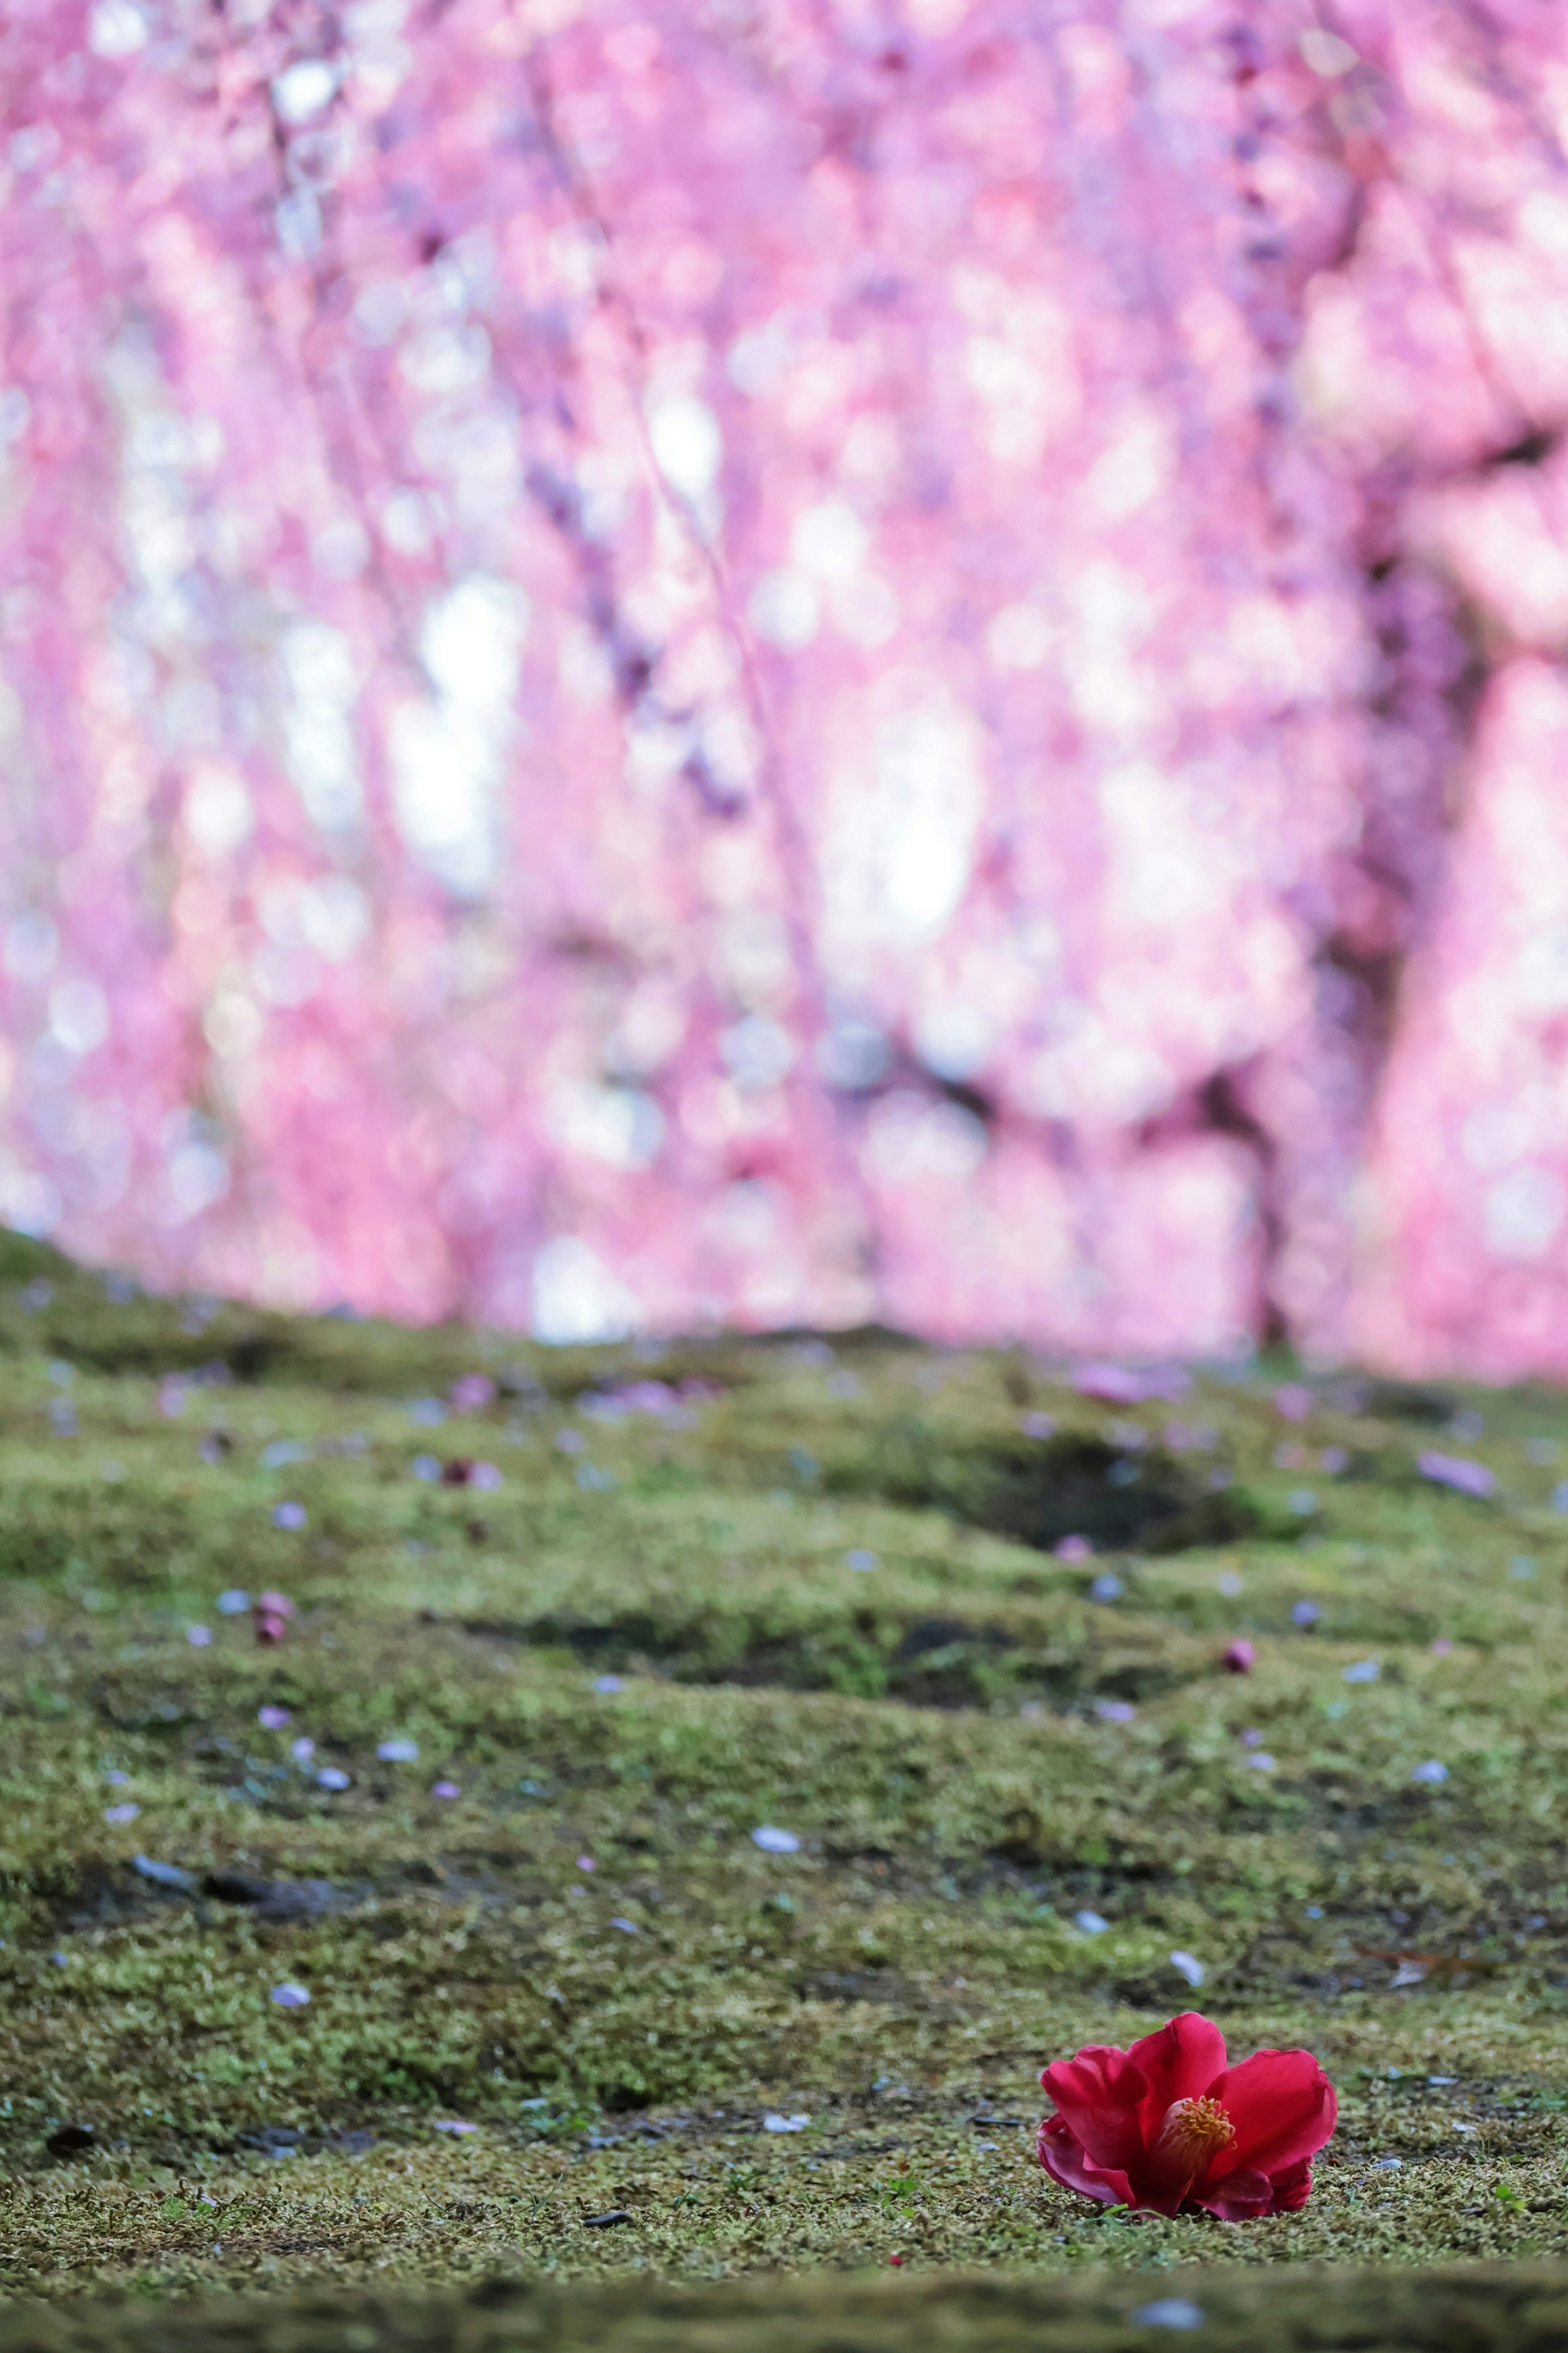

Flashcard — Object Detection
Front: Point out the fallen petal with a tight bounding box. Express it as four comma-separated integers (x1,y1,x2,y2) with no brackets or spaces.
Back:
752,1825,801,1853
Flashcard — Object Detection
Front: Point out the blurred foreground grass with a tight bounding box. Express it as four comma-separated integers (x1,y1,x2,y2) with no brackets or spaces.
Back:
7,1231,1568,2313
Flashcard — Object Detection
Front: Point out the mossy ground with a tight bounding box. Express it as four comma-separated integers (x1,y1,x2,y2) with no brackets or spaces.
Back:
6,1230,1568,2313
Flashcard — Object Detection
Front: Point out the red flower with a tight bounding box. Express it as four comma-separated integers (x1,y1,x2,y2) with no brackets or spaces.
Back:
1038,2012,1335,2220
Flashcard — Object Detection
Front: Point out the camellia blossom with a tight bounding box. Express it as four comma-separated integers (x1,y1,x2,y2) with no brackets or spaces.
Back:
1038,2012,1336,2219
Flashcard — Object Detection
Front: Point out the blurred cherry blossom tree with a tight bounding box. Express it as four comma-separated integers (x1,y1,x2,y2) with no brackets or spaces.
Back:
2,0,1567,1369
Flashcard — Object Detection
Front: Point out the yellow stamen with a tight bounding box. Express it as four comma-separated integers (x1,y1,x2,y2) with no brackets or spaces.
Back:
1157,2094,1235,2168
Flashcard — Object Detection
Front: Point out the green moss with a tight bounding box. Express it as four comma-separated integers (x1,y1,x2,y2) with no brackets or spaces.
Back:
6,1250,1568,2311
10,2264,1568,2352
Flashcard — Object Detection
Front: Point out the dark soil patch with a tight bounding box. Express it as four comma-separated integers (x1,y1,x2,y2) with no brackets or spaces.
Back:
798,1970,915,2003
1363,1381,1464,1425
473,1603,1198,1708
823,1421,1261,1554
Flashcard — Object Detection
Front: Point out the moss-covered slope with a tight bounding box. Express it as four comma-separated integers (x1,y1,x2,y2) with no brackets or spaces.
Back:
5,1232,1568,2304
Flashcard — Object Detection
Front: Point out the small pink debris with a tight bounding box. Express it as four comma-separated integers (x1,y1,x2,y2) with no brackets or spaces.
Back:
432,2117,479,2134
1222,1639,1256,1674
441,1456,502,1489
159,1378,189,1418
1430,1637,1454,1656
448,1374,497,1412
258,1704,292,1730
431,1780,461,1799
1274,1384,1313,1423
254,1590,295,1646
1054,1534,1093,1562
103,1802,140,1825
576,1854,597,1871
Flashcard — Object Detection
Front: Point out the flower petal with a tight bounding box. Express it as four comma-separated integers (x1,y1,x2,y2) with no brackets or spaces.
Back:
1192,2163,1275,2220
1038,2116,1135,2209
1204,2048,1337,2183
1123,2011,1229,2134
1263,2156,1315,2211
1039,2044,1150,2175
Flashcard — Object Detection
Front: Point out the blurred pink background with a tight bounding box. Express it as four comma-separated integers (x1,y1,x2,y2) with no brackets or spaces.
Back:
4,0,1568,1373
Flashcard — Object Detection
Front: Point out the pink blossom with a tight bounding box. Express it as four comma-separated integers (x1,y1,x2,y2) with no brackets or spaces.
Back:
0,5,1566,1379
